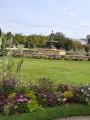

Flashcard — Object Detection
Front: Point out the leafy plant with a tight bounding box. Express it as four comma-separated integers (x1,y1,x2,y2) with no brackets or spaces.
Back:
37,78,55,92
57,84,69,93
63,91,73,98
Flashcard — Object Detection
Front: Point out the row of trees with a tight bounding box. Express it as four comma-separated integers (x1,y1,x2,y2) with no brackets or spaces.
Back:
1,29,90,51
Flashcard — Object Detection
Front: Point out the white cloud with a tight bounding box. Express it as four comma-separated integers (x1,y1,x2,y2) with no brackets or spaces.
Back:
81,22,88,26
67,13,76,17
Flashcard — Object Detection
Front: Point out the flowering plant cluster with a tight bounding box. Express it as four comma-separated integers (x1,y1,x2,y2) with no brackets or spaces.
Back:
1,78,17,97
72,84,90,104
57,84,69,92
13,53,90,61
0,77,90,116
0,92,7,112
2,91,43,115
35,90,67,107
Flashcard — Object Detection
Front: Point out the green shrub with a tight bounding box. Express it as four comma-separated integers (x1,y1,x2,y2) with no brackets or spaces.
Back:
28,99,43,112
63,91,73,98
25,91,36,100
37,78,55,92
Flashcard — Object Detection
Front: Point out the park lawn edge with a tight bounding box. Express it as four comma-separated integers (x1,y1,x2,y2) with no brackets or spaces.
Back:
0,105,90,120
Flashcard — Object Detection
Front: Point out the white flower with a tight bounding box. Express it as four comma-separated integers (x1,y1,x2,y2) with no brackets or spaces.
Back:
15,85,17,87
28,83,30,85
84,91,87,95
81,89,84,93
88,88,90,90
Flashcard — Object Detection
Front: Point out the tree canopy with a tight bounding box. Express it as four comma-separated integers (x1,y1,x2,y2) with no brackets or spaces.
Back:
0,29,89,51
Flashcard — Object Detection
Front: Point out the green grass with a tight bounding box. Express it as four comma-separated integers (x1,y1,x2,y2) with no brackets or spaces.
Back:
13,58,90,86
0,105,90,120
1,58,90,119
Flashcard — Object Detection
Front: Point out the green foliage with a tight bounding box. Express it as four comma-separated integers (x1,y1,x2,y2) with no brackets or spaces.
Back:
25,41,29,48
88,100,90,105
63,91,73,98
0,29,24,97
17,102,29,113
37,78,54,92
65,39,73,51
4,30,89,51
1,105,90,120
84,45,89,52
54,32,73,50
25,91,36,100
16,58,24,74
73,41,83,51
25,91,43,112
28,100,43,112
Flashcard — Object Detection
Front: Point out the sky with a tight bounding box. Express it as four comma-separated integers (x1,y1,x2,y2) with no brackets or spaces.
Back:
0,0,90,39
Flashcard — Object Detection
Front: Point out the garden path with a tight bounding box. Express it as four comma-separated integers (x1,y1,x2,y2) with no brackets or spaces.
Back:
54,116,90,120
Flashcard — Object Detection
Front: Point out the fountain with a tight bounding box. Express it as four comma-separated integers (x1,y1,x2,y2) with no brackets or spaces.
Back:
38,31,66,55
47,30,57,49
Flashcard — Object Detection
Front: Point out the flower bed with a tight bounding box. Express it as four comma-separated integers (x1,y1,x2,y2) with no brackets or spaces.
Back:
0,78,90,115
12,53,90,61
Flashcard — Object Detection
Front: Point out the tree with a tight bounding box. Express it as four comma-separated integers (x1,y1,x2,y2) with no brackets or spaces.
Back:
65,39,73,51
73,41,83,51
84,45,89,52
25,41,29,48
6,32,13,40
54,32,73,50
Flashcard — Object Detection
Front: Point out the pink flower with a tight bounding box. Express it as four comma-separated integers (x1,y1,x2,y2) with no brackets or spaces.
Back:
8,98,11,101
55,104,57,106
86,98,88,102
14,105,18,109
49,99,52,102
0,101,3,105
28,100,31,103
19,98,24,102
20,95,23,98
44,95,47,97
24,98,28,101
57,98,60,101
62,98,67,102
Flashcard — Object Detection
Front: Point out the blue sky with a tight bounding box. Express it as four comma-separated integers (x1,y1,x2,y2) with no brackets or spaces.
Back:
0,0,90,39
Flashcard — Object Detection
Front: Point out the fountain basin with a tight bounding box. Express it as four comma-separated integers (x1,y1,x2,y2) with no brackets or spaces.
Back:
38,48,66,55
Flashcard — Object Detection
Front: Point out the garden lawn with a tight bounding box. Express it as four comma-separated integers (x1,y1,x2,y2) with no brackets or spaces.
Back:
13,58,90,86
0,105,90,120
